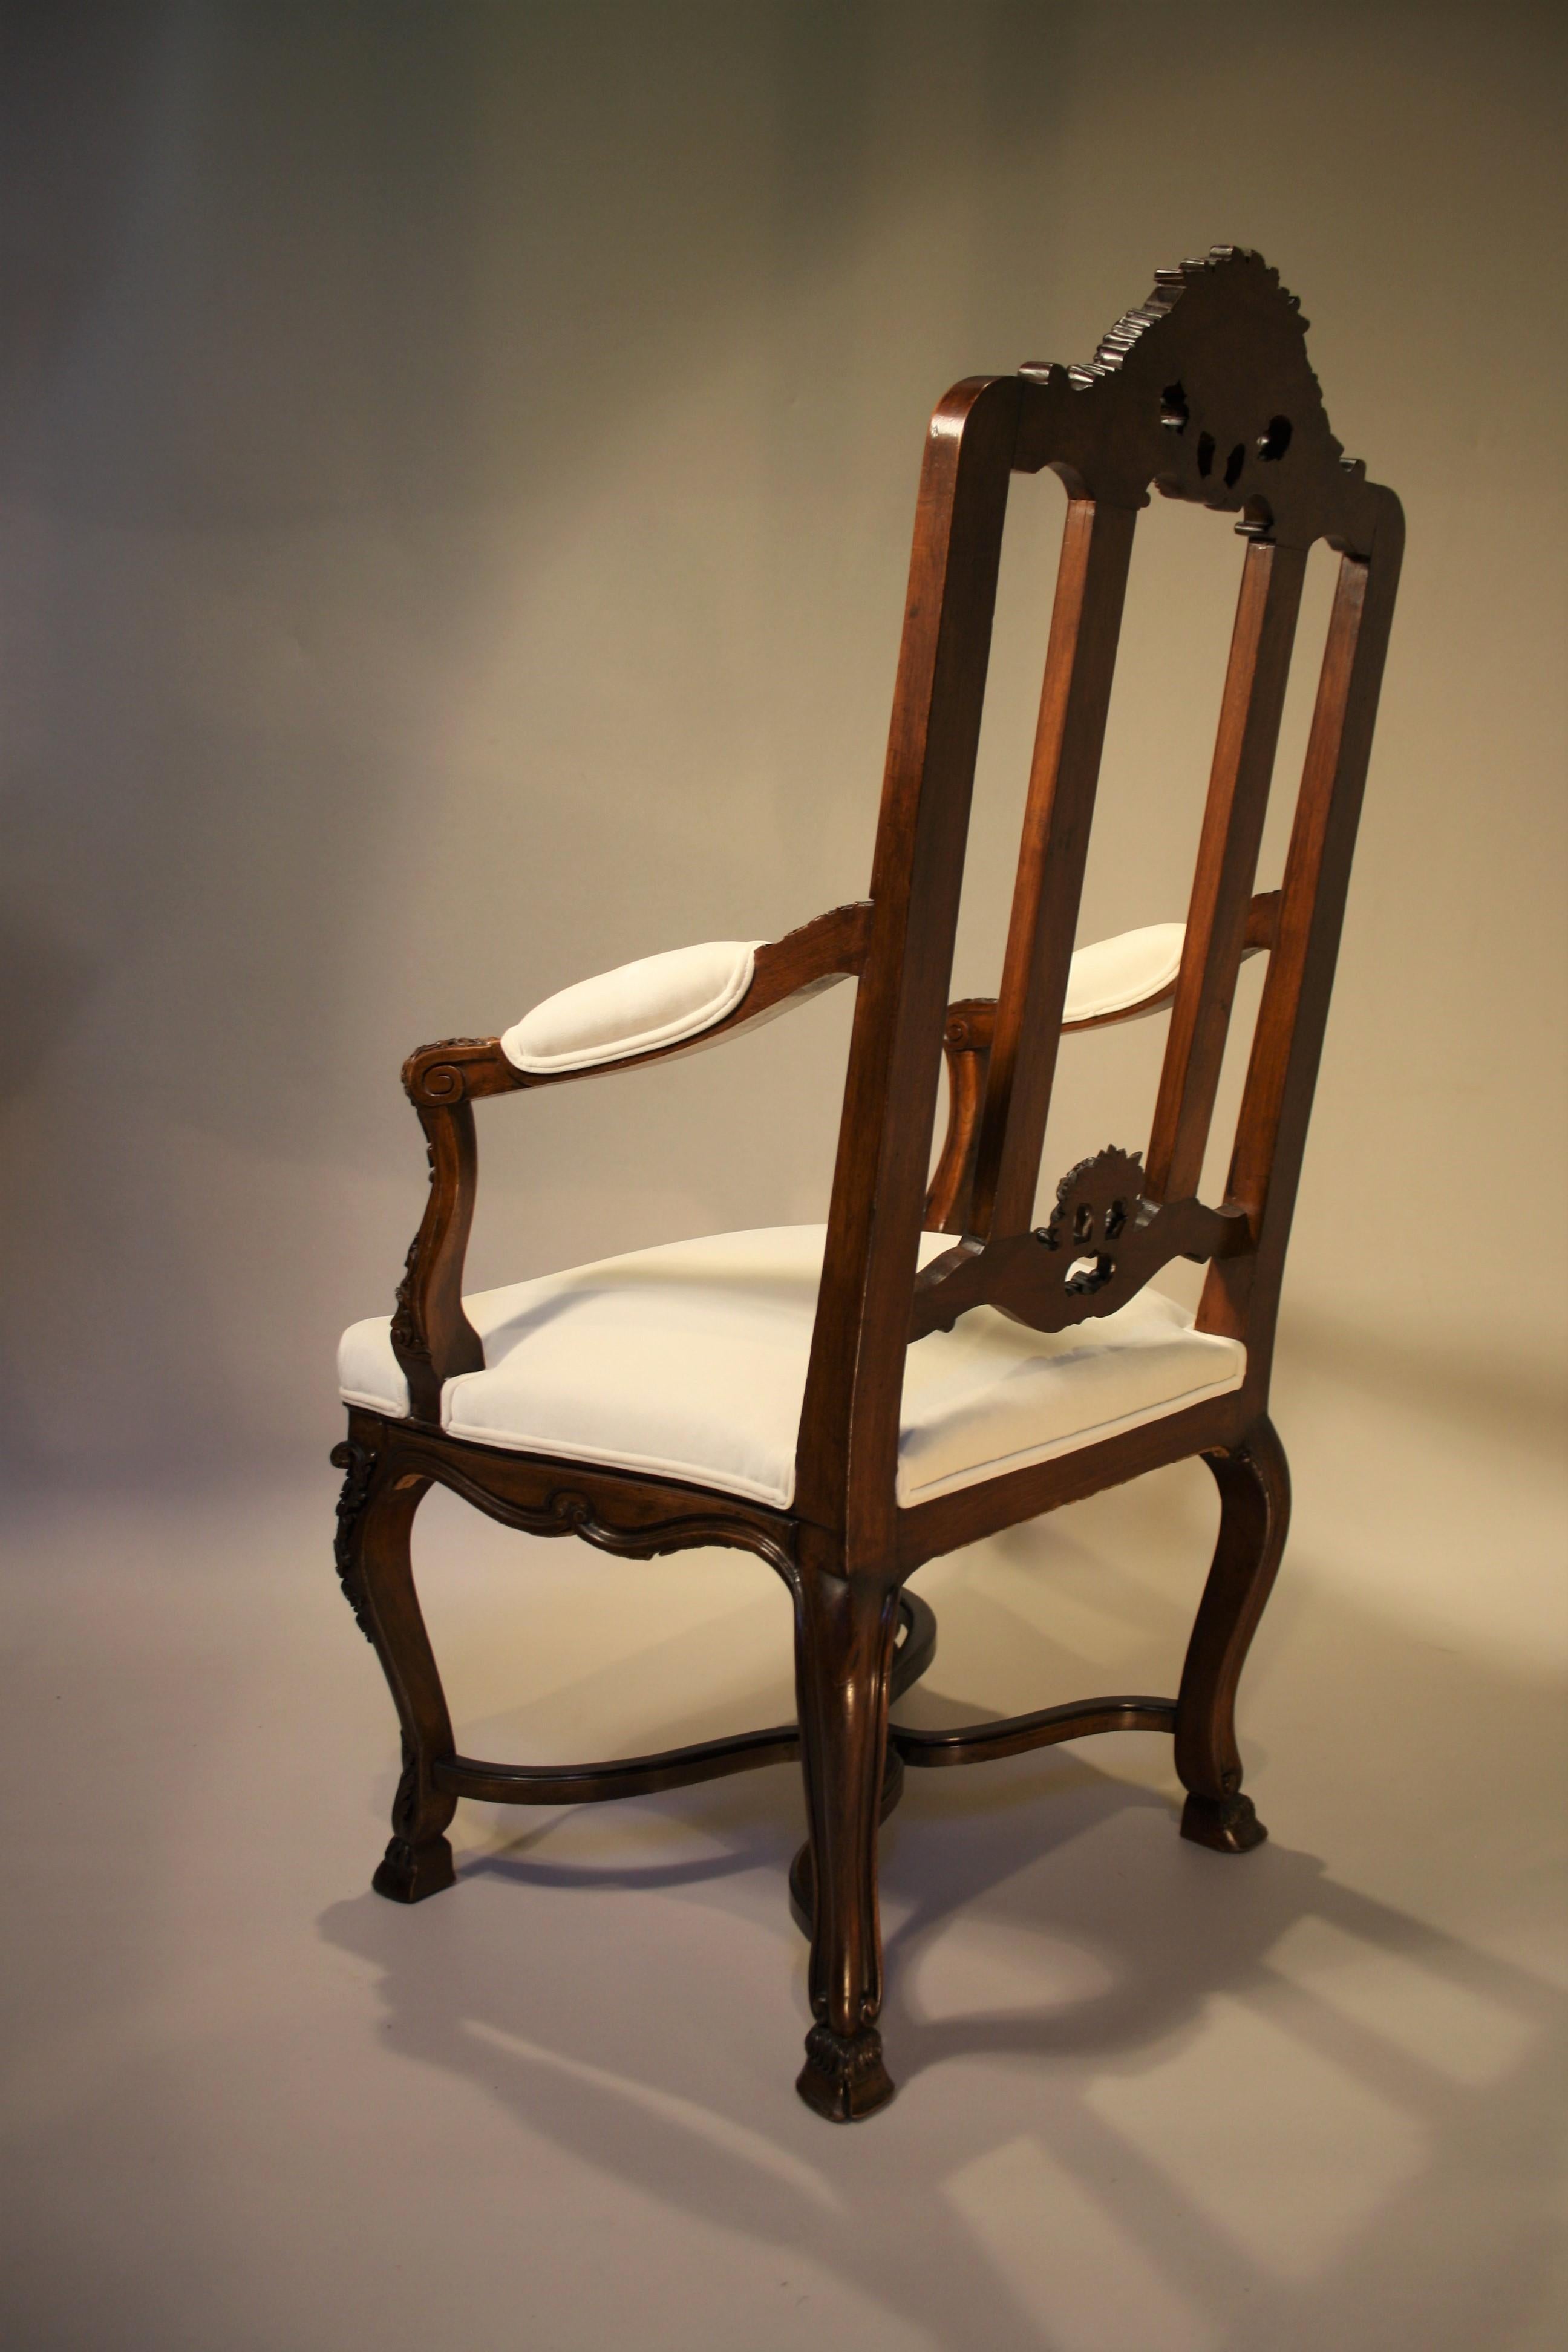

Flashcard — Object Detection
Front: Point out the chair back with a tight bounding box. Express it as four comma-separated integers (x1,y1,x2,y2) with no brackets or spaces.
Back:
795,247,1403,1549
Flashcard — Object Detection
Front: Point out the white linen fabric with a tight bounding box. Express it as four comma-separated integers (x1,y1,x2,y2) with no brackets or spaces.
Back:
339,1226,1244,1510
1062,923,1186,1024
499,918,1184,1077
500,940,763,1073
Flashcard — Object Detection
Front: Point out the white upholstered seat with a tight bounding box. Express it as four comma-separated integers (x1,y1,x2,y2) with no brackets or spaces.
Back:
339,1226,1244,1510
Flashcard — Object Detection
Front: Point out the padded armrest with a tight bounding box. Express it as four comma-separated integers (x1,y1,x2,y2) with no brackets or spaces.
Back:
1062,923,1186,1026
1063,898,1278,1028
498,912,1224,1077
500,939,766,1074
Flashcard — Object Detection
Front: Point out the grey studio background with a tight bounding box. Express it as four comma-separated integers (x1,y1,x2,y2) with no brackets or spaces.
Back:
2,7,1564,2351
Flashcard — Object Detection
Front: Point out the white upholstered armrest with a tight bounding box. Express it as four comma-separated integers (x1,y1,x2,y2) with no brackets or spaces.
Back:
500,939,766,1074
1062,922,1187,1026
500,913,1198,1075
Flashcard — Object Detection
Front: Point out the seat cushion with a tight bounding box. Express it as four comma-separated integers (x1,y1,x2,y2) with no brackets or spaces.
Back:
339,1226,1244,1510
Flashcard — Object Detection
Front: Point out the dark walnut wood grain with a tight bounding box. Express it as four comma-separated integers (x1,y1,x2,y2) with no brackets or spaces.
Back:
336,247,1402,2122
912,1143,1249,1341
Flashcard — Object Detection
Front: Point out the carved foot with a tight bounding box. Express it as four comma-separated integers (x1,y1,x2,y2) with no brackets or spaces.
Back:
796,2023,896,2122
1181,1791,1267,1853
372,1833,457,1903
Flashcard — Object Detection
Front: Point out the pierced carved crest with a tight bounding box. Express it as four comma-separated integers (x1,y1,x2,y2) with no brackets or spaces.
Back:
1014,245,1381,555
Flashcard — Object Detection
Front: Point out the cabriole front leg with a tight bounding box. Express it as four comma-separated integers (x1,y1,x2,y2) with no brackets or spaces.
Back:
1176,1417,1290,1853
332,1434,458,1902
792,1559,901,2122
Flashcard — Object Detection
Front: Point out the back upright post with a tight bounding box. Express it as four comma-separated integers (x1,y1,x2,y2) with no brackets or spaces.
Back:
1199,497,1405,1386
796,374,1022,1555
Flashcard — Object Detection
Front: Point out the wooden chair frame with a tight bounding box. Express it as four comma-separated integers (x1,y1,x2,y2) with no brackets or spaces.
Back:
332,248,1402,2120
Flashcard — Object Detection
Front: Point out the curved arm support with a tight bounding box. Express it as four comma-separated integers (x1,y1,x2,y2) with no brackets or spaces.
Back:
924,999,997,1234
388,1099,485,1423
388,901,872,1413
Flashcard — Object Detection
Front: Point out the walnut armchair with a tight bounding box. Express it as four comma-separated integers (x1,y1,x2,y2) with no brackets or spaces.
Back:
332,247,1402,2122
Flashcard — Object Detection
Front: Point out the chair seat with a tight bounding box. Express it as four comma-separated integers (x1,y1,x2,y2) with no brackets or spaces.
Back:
339,1226,1245,1510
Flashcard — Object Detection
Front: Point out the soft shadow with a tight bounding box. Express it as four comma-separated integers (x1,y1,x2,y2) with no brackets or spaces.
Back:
319,1587,1565,2352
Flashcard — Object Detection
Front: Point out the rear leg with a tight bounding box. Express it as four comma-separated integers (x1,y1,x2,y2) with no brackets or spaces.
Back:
788,1588,934,1938
1176,1418,1290,1853
792,1563,901,2120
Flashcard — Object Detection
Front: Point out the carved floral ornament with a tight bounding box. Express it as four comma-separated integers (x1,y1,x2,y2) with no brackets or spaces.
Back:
329,1439,377,1642
1036,1145,1149,1297
1014,244,1382,555
911,1145,1247,1342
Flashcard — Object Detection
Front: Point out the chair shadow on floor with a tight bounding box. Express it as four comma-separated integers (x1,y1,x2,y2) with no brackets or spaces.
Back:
318,1532,1566,2352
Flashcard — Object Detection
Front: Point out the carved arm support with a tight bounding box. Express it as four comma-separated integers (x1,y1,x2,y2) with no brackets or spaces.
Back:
389,901,873,1419
390,1092,485,1422
924,999,998,1234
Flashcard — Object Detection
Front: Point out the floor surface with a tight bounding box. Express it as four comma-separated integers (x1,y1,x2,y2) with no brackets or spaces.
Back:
3,1347,1564,2350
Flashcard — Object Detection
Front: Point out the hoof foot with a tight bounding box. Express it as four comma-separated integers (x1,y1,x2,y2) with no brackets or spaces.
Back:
1181,1791,1267,1853
373,1834,456,1903
796,2024,895,2122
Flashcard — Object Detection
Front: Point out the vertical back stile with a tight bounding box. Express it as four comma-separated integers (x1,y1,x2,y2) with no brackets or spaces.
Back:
1199,497,1404,1373
794,376,1021,1549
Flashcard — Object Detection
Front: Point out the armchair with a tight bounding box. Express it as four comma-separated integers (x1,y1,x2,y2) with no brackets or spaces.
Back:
333,247,1402,2121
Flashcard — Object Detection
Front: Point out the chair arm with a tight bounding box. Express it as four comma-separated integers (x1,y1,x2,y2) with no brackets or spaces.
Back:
388,901,873,1418
1060,891,1279,1031
923,893,1279,1236
400,900,873,1108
